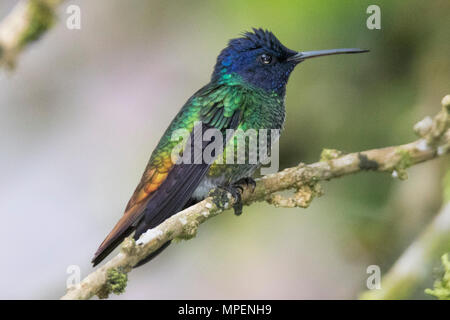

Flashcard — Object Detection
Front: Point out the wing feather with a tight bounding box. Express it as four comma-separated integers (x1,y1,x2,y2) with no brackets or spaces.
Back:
92,83,246,266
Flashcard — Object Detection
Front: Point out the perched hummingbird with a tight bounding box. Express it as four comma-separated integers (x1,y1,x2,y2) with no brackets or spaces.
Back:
92,28,368,266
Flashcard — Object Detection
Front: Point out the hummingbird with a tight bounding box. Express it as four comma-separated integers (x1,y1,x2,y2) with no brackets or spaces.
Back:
92,28,368,267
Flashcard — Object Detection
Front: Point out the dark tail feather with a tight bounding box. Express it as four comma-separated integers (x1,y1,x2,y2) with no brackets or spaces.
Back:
92,224,170,268
92,226,134,267
133,240,172,268
132,197,198,268
93,197,198,267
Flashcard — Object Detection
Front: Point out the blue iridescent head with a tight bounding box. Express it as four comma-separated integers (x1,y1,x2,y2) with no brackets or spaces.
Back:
212,28,368,96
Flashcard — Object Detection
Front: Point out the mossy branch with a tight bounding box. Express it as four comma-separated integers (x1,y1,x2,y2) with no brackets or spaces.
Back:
0,0,63,69
62,95,450,300
425,253,450,300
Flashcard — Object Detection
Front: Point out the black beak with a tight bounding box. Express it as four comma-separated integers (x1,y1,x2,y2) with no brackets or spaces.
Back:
287,48,369,62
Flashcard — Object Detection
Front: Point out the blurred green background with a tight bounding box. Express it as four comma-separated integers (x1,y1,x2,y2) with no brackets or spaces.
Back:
0,0,448,299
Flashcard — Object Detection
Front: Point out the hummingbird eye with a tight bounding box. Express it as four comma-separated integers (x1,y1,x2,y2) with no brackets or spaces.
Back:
259,53,273,65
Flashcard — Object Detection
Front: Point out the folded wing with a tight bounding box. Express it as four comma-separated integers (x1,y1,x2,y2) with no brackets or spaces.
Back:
92,83,247,266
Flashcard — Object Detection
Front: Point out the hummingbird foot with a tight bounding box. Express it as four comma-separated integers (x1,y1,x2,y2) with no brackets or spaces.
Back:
233,177,257,194
229,185,243,216
209,184,243,216
209,177,256,216
230,177,256,216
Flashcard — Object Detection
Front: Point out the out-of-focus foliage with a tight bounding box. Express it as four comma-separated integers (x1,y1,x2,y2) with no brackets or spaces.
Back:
425,254,450,300
0,0,448,299
443,169,450,204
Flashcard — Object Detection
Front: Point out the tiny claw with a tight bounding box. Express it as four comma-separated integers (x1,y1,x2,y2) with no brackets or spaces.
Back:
232,192,243,216
213,177,255,216
211,185,243,215
233,177,256,193
227,185,243,216
230,177,256,216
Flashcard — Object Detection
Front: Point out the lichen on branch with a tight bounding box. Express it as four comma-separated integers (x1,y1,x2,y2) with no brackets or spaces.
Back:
425,253,450,300
0,0,63,69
